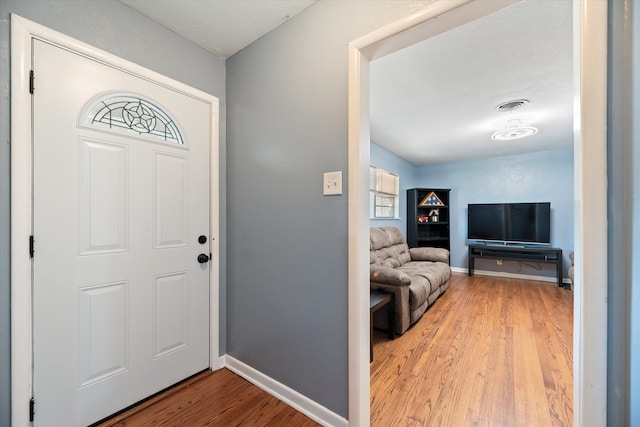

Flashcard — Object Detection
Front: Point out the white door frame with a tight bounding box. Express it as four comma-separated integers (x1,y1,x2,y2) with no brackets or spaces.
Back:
347,1,608,426
10,15,220,426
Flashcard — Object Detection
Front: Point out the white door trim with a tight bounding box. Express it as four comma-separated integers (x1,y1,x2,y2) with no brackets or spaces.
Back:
347,1,607,425
10,14,220,426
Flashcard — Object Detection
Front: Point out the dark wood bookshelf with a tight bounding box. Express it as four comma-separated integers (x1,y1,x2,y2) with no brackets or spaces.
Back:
407,188,451,250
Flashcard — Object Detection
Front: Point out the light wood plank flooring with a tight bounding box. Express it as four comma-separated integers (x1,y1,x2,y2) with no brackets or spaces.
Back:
96,272,572,426
371,272,573,426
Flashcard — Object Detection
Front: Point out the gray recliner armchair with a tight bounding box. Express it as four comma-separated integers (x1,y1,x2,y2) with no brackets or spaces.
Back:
370,227,451,335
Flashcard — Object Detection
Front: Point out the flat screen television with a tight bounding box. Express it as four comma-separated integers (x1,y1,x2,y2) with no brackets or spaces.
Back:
467,202,551,245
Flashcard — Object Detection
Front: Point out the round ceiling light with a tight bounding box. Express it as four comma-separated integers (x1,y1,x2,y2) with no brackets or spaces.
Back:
491,118,538,141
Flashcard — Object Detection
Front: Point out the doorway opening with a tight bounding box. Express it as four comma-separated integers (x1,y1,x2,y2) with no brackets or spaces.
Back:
347,1,607,426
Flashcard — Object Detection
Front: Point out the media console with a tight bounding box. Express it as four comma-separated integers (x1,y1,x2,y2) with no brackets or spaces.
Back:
468,244,563,286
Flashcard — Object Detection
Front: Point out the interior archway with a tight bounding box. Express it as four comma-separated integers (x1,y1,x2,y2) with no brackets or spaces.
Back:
347,1,608,425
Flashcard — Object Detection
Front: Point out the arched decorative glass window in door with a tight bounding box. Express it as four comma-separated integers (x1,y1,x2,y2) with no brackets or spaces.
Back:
81,94,184,145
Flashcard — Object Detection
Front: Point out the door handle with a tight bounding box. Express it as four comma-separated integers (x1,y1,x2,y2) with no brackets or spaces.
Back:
197,253,210,264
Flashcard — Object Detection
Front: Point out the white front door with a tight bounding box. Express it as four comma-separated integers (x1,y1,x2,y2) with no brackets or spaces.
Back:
32,39,213,426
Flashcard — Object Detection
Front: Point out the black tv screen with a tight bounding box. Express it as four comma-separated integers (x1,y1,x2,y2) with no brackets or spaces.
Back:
467,202,551,245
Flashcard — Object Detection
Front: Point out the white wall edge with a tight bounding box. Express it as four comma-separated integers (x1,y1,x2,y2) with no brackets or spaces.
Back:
10,14,221,425
347,44,370,427
209,97,221,371
349,0,519,61
223,356,348,427
574,0,608,425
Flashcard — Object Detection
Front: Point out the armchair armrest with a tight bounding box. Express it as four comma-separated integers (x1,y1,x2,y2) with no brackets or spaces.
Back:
409,247,450,263
370,266,411,287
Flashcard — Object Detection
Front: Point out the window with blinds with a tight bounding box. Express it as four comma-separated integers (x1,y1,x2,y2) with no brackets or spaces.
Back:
370,166,399,219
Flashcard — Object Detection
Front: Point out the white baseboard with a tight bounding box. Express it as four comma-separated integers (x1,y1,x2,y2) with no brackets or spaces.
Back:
450,266,571,285
217,355,348,427
212,268,568,427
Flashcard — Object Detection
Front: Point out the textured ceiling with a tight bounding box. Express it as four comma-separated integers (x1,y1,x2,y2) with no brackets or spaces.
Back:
370,0,574,165
121,0,573,166
121,0,317,58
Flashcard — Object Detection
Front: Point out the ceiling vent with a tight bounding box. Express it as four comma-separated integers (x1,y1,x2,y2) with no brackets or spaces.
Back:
495,99,530,112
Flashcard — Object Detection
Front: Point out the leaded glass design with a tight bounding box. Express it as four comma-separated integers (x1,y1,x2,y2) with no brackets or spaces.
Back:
82,94,184,145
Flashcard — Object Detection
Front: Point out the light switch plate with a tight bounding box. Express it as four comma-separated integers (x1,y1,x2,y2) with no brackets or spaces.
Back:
323,171,342,195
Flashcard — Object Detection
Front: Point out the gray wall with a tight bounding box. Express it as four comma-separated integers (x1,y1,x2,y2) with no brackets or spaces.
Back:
225,0,431,418
632,0,640,418
608,0,638,424
0,0,226,423
632,1,640,421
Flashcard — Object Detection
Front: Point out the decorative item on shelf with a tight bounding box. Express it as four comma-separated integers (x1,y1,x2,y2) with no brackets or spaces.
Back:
419,191,445,207
407,188,451,250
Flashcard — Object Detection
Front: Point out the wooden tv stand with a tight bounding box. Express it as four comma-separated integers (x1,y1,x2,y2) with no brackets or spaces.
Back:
468,244,563,286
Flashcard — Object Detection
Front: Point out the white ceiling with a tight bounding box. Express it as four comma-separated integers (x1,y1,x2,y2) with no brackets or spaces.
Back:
121,0,317,58
121,0,573,166
370,0,574,165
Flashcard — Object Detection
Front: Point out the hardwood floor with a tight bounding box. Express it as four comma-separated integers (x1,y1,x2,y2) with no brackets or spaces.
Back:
95,368,320,426
371,272,574,426
96,272,572,426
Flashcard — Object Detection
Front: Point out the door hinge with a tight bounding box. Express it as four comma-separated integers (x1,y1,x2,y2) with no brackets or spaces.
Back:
29,235,34,258
29,70,34,94
29,397,35,422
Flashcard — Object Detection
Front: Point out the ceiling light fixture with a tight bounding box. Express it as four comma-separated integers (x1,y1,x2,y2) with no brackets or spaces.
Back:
491,118,538,141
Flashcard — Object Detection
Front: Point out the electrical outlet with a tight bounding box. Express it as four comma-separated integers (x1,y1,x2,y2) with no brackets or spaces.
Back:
497,259,503,265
